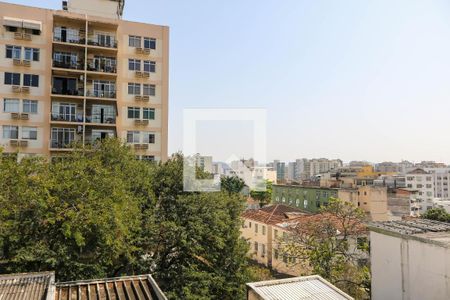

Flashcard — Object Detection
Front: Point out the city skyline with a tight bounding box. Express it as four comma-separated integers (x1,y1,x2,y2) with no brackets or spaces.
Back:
6,0,450,163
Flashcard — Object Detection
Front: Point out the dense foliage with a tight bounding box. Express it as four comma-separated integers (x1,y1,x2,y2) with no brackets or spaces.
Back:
422,208,450,222
280,199,370,299
0,139,252,299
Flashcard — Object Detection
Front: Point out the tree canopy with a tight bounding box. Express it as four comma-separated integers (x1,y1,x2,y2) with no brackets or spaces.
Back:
0,139,251,299
422,208,450,222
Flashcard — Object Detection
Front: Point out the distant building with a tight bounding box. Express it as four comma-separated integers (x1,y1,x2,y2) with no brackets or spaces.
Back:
0,271,167,300
369,220,450,300
272,184,388,221
274,161,286,183
405,168,435,213
194,154,213,173
387,188,419,218
246,275,353,300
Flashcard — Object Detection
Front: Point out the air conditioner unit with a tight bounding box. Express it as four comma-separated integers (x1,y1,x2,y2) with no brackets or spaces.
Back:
9,140,19,147
19,140,28,147
12,86,21,93
135,47,143,54
143,48,151,55
134,95,142,101
11,113,20,120
135,71,143,78
20,113,29,120
14,32,23,40
13,59,22,66
22,33,32,41
142,72,150,78
22,60,31,67
21,86,30,94
142,96,150,102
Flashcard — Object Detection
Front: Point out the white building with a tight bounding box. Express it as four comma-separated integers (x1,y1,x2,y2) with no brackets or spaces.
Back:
194,154,213,173
369,220,450,300
405,168,434,213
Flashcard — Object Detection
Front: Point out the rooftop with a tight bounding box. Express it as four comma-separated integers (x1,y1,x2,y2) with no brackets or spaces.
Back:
246,275,354,300
0,271,54,300
369,219,450,247
242,204,309,225
0,272,167,300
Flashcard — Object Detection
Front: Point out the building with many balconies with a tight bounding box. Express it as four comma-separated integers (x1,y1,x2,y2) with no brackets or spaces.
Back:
0,0,168,161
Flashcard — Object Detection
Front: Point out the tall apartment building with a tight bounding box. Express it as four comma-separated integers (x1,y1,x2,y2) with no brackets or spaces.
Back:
0,0,169,161
405,168,434,213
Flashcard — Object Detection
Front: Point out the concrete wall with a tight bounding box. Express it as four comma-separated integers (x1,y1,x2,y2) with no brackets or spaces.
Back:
371,231,450,300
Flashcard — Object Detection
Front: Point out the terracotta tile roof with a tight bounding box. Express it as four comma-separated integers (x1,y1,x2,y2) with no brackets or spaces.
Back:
407,168,429,174
242,204,309,225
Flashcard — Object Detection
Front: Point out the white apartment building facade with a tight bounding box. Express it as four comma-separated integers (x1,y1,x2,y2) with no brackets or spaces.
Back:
405,168,434,213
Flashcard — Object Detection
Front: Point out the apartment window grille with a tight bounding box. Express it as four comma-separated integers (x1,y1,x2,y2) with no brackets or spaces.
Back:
22,127,37,140
3,125,18,139
3,99,20,113
143,60,156,73
129,35,142,47
93,80,115,98
96,33,114,47
51,127,75,148
23,74,39,87
143,37,156,49
51,102,76,122
127,131,140,143
24,48,39,61
128,59,141,71
142,155,155,162
4,72,20,85
127,107,140,119
143,132,155,144
143,84,156,96
23,100,38,114
128,83,141,95
6,45,21,59
143,108,155,120
54,52,78,67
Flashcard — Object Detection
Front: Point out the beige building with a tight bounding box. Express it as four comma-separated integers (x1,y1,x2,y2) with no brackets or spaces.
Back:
0,0,169,161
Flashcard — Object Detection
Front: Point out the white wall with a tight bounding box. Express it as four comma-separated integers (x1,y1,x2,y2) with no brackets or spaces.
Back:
371,231,450,300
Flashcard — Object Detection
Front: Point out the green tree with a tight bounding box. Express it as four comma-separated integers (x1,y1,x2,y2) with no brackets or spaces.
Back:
250,180,273,207
280,198,370,299
0,140,252,299
422,208,450,222
220,175,246,195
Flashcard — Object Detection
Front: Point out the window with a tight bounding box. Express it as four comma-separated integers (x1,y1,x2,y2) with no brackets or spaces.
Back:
3,99,20,113
127,107,140,119
143,132,155,144
303,199,308,208
143,84,156,96
6,45,21,59
4,72,20,85
93,80,116,98
254,242,258,252
274,249,279,260
255,224,258,233
417,184,423,189
2,125,18,139
274,229,278,238
143,108,155,120
249,222,252,228
51,127,75,148
143,37,156,49
142,155,155,162
261,244,266,257
128,83,141,95
129,35,141,47
262,225,266,235
23,74,39,87
24,48,39,61
128,59,141,71
143,60,156,73
21,127,37,140
127,131,140,143
23,100,38,114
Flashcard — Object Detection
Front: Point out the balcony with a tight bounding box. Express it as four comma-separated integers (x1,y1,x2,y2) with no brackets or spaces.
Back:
52,88,85,97
9,140,28,147
51,113,83,123
86,90,116,99
50,140,75,149
53,60,84,70
87,60,117,74
53,36,86,45
87,37,117,49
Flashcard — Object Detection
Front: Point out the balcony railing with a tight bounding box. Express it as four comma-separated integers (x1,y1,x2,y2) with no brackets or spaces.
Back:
86,116,116,124
87,61,117,74
52,88,85,96
51,140,75,149
53,36,86,45
87,37,117,49
86,90,116,99
53,60,85,70
51,113,83,123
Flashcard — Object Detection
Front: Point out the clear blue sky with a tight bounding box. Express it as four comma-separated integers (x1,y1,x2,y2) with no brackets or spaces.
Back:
6,0,450,163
